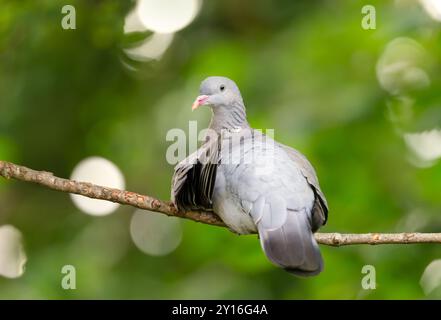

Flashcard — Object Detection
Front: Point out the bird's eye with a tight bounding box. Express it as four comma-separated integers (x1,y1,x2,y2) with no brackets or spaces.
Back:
220,85,225,91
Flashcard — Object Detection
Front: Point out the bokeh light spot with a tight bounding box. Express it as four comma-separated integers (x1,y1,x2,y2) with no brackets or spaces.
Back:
124,7,146,34
404,129,441,167
130,210,182,256
124,32,174,62
70,157,125,216
376,37,431,95
420,259,441,296
0,225,27,279
420,0,441,21
137,0,202,33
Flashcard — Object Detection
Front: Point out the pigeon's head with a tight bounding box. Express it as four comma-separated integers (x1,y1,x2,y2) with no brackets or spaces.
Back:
192,76,244,111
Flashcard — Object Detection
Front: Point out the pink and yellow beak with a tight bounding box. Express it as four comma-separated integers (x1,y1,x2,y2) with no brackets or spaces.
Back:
191,95,210,111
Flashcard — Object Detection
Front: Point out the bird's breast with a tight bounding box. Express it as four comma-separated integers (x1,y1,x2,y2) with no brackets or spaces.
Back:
212,168,257,234
211,130,315,234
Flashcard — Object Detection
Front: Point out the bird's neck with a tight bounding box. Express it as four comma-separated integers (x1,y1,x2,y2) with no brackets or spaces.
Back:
208,102,249,133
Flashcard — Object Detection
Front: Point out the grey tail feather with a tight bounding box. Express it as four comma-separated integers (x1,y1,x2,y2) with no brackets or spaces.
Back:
257,209,323,277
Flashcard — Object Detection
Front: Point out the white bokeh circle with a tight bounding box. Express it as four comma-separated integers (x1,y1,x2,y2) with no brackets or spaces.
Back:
404,129,441,167
420,0,441,21
376,37,430,95
70,157,125,216
130,210,182,256
136,0,202,33
0,225,27,279
124,32,174,61
420,259,441,296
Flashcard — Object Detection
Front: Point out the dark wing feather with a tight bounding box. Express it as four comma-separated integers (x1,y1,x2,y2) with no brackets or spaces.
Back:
171,136,220,211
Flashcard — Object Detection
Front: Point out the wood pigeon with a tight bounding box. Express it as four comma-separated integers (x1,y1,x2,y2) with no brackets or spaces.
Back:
171,76,328,276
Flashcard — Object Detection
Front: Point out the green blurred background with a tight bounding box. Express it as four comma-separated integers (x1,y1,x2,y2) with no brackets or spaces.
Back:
1,0,441,299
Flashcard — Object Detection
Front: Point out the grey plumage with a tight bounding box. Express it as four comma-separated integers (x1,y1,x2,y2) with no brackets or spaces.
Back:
171,76,328,276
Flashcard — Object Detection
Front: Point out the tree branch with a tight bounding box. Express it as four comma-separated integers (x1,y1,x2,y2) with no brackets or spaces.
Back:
1,160,441,247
